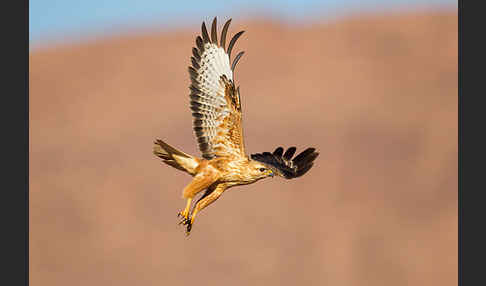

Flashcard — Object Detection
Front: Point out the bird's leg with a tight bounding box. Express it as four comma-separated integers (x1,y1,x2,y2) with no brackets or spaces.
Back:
181,187,214,226
178,171,218,227
186,184,226,235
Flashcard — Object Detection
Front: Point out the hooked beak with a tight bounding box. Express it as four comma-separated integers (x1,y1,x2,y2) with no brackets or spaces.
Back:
267,170,274,177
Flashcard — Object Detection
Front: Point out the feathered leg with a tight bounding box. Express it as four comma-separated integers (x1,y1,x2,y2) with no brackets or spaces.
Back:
185,184,226,234
178,170,219,225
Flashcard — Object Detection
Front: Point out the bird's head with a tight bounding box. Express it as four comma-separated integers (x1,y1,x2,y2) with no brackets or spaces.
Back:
247,160,274,181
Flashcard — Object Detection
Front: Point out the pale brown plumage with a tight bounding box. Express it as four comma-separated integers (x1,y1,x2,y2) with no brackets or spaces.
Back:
153,17,319,235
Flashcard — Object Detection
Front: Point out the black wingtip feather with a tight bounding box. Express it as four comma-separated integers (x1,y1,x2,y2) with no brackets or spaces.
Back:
283,147,296,161
231,51,245,71
227,30,245,59
220,18,232,49
295,162,314,177
251,147,319,179
273,147,284,157
293,148,316,163
201,22,210,42
211,17,218,44
296,151,319,169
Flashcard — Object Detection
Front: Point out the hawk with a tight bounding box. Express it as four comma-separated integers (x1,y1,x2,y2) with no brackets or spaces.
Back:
153,17,319,235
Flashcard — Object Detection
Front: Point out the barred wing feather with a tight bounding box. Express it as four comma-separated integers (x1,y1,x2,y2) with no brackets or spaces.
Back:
189,17,246,159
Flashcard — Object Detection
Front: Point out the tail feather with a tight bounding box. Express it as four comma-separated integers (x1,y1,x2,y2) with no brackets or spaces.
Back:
153,139,198,175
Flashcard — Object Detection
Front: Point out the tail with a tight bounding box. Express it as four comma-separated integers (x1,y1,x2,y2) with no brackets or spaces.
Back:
153,139,199,175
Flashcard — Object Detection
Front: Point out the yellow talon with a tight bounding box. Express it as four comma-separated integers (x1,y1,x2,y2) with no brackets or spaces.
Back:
190,210,199,225
178,198,192,219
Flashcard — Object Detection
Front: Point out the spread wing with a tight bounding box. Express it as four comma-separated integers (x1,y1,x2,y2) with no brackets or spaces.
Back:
189,17,247,160
251,147,319,179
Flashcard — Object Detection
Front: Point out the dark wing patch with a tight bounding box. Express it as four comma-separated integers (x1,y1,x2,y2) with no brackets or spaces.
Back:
251,147,319,179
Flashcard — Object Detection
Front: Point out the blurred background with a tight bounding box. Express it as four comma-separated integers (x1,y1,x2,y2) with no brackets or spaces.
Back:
30,1,457,286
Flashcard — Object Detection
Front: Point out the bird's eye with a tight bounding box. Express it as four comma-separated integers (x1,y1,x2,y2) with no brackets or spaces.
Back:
259,168,266,172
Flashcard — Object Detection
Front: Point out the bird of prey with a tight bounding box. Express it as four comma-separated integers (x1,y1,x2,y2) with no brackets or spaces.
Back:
153,17,319,235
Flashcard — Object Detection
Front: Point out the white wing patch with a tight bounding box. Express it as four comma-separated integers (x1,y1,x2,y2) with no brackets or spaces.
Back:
196,44,232,108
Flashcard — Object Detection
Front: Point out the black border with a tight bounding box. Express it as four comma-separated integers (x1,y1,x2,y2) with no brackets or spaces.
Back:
460,0,485,284
26,0,30,283
458,0,462,285
5,0,29,284
26,0,29,282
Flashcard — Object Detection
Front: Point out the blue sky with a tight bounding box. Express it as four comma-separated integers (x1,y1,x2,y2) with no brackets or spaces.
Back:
30,0,456,46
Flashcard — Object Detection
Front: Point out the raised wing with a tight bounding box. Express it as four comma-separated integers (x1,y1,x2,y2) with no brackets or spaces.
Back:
251,147,319,179
189,17,246,160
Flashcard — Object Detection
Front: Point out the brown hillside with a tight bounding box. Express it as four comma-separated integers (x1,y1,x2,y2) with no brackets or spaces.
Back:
30,11,457,286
